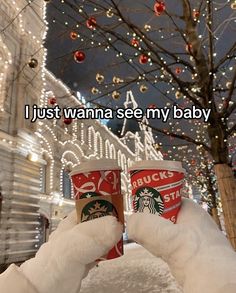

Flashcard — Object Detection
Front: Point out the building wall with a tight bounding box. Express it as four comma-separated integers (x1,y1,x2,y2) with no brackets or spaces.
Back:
0,0,162,266
0,0,46,266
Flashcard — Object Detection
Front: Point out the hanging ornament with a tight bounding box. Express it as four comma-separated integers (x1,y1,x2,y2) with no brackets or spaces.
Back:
154,1,166,16
70,31,78,40
175,91,183,99
231,1,236,9
148,104,156,109
144,24,151,31
63,118,73,125
186,43,193,53
28,58,38,68
139,54,149,64
191,159,196,166
140,84,148,93
192,9,200,20
175,67,182,74
74,51,86,63
91,87,99,95
223,100,229,108
96,73,104,84
131,38,139,47
48,97,56,105
113,76,124,84
226,81,232,89
112,91,121,100
153,143,161,151
106,8,114,18
86,17,97,30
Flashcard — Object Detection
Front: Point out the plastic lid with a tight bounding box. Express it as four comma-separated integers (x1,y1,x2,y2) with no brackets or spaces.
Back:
70,159,121,177
128,160,185,173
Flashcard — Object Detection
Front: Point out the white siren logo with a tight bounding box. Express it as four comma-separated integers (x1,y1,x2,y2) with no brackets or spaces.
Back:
134,187,164,215
81,199,118,222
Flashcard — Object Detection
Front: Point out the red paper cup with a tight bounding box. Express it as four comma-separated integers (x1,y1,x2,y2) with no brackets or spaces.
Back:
70,159,124,260
129,160,185,223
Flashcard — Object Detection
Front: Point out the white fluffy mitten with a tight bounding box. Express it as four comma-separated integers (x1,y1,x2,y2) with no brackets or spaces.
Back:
127,198,236,293
20,212,122,293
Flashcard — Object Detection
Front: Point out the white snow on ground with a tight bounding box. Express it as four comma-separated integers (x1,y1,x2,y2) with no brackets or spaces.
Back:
80,243,183,293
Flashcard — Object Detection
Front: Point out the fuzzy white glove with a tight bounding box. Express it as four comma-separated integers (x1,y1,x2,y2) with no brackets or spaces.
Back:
127,198,236,293
20,212,122,293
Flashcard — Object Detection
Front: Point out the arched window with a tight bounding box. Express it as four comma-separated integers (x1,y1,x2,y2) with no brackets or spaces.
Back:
127,158,132,168
40,164,47,194
62,168,72,199
121,154,127,172
96,132,103,157
88,126,96,149
105,140,110,158
0,40,12,112
110,144,116,159
117,150,122,167
40,152,53,195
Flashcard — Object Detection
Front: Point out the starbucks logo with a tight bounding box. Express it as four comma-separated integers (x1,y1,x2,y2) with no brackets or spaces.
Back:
81,199,118,222
134,187,164,215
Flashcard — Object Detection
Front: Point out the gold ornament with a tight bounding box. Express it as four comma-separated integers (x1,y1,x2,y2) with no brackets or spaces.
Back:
28,58,38,68
153,143,161,151
140,84,148,93
96,73,104,84
91,87,99,94
106,9,114,18
175,91,183,99
231,2,236,9
144,24,151,32
226,81,232,89
113,76,124,84
112,91,121,100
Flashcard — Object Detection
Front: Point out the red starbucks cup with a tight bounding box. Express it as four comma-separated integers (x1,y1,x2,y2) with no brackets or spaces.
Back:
129,160,185,223
70,159,124,260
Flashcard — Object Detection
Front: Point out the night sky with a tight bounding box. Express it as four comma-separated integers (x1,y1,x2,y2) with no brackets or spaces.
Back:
45,0,235,154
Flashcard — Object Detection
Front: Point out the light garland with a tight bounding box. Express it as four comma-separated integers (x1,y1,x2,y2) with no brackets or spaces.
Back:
0,39,12,112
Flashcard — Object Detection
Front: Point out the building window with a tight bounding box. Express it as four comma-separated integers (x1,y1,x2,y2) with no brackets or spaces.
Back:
63,169,72,199
40,165,46,194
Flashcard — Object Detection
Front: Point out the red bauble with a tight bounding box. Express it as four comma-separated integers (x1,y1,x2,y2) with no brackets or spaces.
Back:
186,43,193,53
223,100,229,108
63,118,73,125
86,17,96,29
193,10,200,19
131,38,139,47
175,67,182,74
48,97,56,105
148,104,156,109
139,54,149,64
154,1,166,16
74,51,86,63
70,31,78,40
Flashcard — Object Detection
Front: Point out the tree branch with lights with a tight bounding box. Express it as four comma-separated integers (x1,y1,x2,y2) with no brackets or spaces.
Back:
45,0,235,247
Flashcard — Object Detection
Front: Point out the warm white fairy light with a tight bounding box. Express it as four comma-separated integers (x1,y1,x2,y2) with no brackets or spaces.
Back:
0,42,12,112
105,140,110,158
